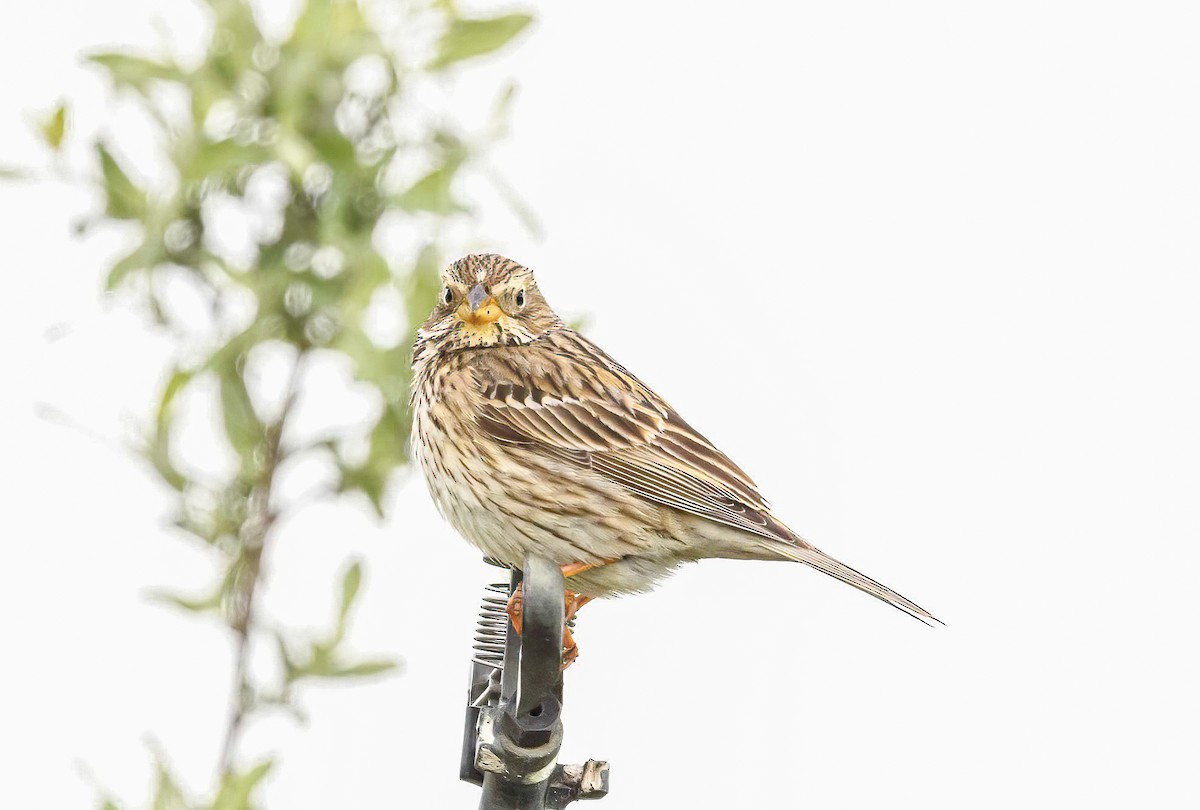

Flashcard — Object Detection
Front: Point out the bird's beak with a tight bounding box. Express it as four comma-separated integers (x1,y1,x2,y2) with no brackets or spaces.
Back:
457,283,502,325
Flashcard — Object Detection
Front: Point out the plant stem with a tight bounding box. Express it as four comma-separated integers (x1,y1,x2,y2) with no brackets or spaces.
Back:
217,350,308,775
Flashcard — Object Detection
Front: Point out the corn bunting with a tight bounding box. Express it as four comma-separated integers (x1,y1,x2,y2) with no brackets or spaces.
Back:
412,254,938,662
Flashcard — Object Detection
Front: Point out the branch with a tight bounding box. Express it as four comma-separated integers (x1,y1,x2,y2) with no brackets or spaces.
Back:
217,351,307,775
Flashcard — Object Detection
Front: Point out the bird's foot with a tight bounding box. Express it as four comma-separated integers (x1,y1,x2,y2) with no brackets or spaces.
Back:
561,623,579,670
565,591,592,622
505,583,525,635
560,591,595,669
504,582,593,669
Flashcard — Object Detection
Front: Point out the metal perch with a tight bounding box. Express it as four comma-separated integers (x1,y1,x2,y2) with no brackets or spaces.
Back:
461,554,609,809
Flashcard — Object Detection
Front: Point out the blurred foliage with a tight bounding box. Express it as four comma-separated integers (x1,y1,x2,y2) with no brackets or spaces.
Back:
15,0,535,806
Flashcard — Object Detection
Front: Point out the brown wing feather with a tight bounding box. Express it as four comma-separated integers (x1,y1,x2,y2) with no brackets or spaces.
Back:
472,330,783,541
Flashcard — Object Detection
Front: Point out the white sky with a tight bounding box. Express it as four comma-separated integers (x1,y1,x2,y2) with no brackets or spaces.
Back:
2,1,1199,808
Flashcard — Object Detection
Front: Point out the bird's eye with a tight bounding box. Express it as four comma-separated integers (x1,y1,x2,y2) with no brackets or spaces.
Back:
443,286,454,305
515,289,525,308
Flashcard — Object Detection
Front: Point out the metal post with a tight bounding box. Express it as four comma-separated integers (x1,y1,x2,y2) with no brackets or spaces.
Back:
461,555,609,809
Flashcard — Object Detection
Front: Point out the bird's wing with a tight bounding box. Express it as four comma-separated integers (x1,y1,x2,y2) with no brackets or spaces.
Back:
471,329,942,625
471,329,787,541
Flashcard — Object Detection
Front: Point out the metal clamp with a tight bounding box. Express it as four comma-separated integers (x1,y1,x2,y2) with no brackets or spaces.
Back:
462,555,609,809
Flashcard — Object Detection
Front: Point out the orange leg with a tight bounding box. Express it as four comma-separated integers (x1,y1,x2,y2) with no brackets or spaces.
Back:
561,623,580,669
559,592,595,670
504,587,592,638
505,584,525,635
504,561,612,669
565,593,593,622
560,561,597,578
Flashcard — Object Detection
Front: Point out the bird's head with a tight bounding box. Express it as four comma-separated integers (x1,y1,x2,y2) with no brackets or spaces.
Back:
416,254,562,353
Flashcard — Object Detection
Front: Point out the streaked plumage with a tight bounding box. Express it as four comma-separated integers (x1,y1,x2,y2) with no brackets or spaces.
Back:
412,254,938,624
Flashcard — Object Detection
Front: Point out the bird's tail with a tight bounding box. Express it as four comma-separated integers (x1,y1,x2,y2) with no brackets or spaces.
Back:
765,540,942,626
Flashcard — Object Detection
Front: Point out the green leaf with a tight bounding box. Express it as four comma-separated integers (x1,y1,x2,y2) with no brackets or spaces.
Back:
291,0,383,62
0,166,28,180
489,81,518,136
293,640,336,678
274,631,298,679
217,366,265,460
212,758,273,810
430,13,534,69
332,658,399,678
97,144,147,219
203,0,265,68
147,745,188,810
336,402,410,516
336,463,386,517
143,368,192,490
405,245,443,327
394,158,466,215
148,587,223,614
40,103,67,151
106,234,165,291
156,367,193,427
290,647,399,681
179,138,270,185
339,559,362,621
88,52,185,94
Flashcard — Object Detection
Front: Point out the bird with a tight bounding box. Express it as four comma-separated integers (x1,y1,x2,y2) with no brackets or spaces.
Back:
411,253,939,664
